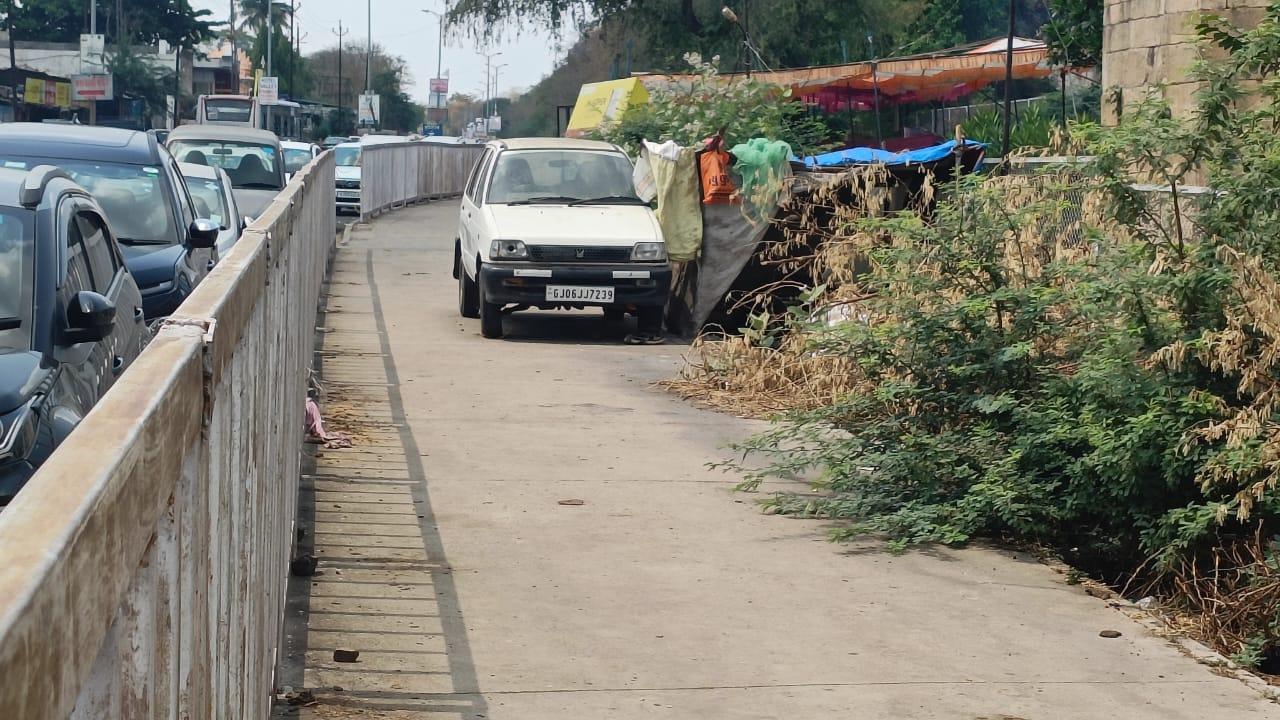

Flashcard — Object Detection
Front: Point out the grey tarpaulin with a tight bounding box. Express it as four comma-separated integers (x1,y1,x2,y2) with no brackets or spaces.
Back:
688,201,776,332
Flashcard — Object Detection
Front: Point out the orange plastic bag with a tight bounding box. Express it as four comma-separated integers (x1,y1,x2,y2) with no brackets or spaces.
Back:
699,147,737,205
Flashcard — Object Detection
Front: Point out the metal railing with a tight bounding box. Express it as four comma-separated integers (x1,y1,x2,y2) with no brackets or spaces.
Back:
360,141,484,218
0,153,336,718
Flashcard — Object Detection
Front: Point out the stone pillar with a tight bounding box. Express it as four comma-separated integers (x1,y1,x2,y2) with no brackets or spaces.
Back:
1102,0,1269,124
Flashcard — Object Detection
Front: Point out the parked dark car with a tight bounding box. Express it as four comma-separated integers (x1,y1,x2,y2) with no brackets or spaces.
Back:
167,124,285,222
0,166,150,505
0,124,220,320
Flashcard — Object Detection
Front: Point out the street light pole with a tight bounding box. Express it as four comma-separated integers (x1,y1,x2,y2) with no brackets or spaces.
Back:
333,21,347,131
477,50,501,135
365,0,372,94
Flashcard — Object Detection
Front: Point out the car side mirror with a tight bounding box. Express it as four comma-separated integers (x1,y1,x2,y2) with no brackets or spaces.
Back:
64,291,116,344
242,216,254,230
187,218,219,249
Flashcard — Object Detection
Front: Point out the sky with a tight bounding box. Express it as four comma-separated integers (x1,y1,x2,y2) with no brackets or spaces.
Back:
191,1,575,104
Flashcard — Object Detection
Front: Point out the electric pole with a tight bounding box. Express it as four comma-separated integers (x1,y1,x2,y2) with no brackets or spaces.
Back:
230,0,238,93
333,20,348,133
289,0,296,100
365,0,372,93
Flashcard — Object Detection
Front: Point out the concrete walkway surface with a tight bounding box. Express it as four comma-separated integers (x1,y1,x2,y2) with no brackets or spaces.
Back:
275,201,1280,719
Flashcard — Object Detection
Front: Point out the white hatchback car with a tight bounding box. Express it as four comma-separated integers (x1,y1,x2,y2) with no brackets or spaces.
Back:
454,138,669,339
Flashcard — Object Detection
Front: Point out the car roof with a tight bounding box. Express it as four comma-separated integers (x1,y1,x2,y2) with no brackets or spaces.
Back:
495,137,620,152
0,123,158,164
168,124,281,145
177,161,220,180
281,140,315,150
334,142,361,149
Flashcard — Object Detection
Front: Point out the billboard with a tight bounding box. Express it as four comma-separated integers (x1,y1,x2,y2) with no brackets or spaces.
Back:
429,78,449,94
71,74,114,101
358,94,380,126
258,76,279,105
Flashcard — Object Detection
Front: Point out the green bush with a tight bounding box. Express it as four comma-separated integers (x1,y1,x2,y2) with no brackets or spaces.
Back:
594,53,829,156
717,3,1280,665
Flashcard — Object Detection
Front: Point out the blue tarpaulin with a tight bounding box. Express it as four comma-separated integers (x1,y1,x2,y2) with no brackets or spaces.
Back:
801,140,985,168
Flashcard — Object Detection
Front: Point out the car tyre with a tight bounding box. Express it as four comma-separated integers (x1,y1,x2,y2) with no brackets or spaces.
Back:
458,254,480,319
478,269,504,339
603,305,626,324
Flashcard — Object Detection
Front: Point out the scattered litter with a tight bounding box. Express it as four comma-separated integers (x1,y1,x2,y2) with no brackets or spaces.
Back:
283,689,317,706
1099,630,1123,639
305,396,353,449
332,649,360,663
558,499,586,506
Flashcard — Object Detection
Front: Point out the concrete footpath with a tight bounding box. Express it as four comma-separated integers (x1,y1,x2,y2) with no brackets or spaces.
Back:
276,201,1279,719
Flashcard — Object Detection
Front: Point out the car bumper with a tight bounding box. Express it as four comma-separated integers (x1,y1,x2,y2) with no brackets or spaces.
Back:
479,263,672,307
336,190,361,213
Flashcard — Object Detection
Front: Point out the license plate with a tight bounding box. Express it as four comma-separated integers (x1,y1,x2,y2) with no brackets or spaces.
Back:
546,285,614,303
337,191,359,199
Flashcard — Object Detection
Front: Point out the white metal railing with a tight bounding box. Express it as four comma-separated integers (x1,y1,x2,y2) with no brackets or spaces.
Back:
360,141,484,218
0,153,336,717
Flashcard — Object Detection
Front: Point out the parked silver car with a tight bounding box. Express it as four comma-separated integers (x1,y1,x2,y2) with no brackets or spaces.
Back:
179,162,244,257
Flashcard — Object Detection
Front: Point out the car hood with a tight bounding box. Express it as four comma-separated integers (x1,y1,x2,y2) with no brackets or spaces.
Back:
120,243,184,289
232,188,280,220
485,204,662,247
336,166,361,182
0,351,50,414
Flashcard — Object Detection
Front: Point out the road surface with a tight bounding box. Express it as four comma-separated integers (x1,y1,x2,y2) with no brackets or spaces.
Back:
276,200,1279,719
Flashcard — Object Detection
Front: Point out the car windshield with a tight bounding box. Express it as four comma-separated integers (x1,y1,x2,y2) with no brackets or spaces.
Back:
0,208,33,350
169,140,281,190
283,148,312,174
335,146,361,167
203,97,253,123
0,157,177,245
486,150,639,204
183,175,229,229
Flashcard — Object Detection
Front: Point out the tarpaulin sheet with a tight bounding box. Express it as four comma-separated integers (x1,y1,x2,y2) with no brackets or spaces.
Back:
802,140,985,168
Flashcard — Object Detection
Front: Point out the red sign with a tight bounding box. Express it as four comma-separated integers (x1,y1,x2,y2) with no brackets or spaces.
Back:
71,74,114,101
429,78,449,94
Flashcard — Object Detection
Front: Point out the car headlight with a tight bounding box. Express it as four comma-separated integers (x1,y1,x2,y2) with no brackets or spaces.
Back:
631,242,667,262
490,239,529,260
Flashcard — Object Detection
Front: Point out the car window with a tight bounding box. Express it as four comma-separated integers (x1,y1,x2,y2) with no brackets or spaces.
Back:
0,157,179,245
183,175,229,228
166,158,197,229
77,212,118,295
465,150,492,203
283,148,312,174
334,146,361,167
61,207,94,311
203,97,254,123
168,140,281,190
0,208,34,351
486,150,638,204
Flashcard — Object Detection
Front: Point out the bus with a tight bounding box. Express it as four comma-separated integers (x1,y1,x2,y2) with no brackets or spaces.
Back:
197,95,260,127
195,94,301,141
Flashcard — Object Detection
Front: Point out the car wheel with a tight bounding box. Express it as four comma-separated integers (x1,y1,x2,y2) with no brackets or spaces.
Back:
603,306,626,324
478,268,503,339
458,254,480,319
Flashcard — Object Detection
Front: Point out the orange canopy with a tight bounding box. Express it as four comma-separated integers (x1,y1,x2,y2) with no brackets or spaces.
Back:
697,37,1057,106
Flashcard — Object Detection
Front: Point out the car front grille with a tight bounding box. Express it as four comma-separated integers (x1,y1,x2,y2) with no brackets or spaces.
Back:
336,179,361,189
528,246,633,263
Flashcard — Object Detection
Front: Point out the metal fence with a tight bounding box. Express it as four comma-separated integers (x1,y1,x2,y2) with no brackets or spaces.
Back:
0,152,336,718
360,141,484,218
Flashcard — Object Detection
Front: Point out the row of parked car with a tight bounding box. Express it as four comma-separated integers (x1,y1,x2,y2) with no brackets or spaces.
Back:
0,121,303,506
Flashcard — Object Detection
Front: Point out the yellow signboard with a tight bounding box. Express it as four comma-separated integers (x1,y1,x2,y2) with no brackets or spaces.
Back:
23,78,44,105
565,77,650,138
55,82,71,108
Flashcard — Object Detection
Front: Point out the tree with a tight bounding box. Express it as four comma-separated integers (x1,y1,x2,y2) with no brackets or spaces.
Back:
371,68,425,133
106,44,176,119
0,0,218,48
1040,0,1102,67
238,0,293,69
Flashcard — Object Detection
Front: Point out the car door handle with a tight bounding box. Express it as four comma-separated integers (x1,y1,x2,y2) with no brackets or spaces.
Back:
207,258,217,271
112,356,125,375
